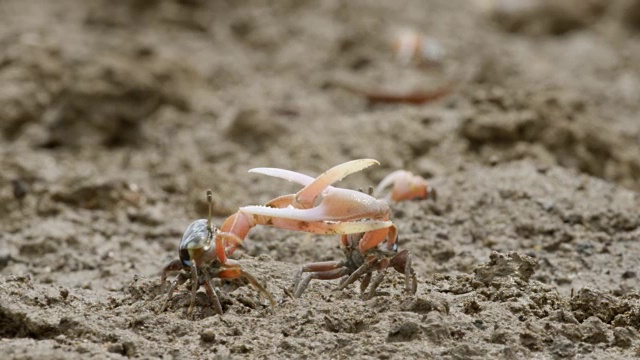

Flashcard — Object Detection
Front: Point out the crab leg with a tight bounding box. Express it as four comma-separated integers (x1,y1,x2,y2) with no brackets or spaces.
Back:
294,260,346,286
202,277,223,315
335,258,377,291
390,250,417,294
293,260,347,296
364,269,388,300
359,272,372,294
218,267,276,308
160,273,189,312
161,258,185,290
187,263,199,315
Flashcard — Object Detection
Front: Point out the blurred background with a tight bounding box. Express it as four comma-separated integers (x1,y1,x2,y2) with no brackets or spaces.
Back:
1,0,639,357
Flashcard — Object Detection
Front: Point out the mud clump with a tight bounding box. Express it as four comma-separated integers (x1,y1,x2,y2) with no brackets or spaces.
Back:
400,295,450,315
570,287,640,329
473,251,537,284
387,321,421,342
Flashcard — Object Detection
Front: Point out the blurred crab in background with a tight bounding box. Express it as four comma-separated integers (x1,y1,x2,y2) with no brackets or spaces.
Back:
160,159,432,315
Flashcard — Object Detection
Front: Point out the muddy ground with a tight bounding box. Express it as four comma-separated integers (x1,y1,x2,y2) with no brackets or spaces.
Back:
1,0,640,359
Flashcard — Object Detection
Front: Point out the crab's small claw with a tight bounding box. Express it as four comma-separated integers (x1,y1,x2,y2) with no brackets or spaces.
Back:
374,170,432,202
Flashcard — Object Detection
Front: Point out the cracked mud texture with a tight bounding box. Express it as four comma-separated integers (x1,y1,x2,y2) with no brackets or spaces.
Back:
1,0,640,359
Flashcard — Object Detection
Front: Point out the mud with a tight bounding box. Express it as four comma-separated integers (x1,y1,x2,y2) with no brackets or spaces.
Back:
1,0,640,359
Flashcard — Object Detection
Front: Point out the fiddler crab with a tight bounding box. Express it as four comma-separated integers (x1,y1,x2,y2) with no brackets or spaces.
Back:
160,159,433,315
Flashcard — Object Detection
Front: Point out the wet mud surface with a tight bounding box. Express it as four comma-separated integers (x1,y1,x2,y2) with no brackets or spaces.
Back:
1,0,640,359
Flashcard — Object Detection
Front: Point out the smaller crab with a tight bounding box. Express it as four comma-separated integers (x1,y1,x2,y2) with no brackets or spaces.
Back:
160,191,275,316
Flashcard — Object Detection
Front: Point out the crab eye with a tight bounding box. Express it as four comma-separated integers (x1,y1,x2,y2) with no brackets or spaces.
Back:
179,248,192,267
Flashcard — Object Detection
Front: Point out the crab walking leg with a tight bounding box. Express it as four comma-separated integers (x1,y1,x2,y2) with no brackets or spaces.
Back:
293,260,348,297
293,159,379,209
187,263,199,315
335,259,377,291
294,260,345,287
390,249,417,294
364,269,388,300
293,260,347,297
216,261,276,308
359,272,372,294
161,258,185,290
202,276,223,315
160,274,189,312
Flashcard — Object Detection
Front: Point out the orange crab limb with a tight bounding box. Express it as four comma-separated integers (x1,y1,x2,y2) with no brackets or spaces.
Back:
214,231,243,263
218,212,254,256
358,224,397,253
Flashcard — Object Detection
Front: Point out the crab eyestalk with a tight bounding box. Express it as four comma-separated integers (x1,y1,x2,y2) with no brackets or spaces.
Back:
206,189,214,235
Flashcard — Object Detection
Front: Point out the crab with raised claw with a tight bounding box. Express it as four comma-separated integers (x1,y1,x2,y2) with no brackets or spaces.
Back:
160,159,431,315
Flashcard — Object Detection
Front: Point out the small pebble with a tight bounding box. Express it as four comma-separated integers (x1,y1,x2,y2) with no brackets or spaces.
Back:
201,328,216,343
387,321,421,342
107,343,124,355
59,288,69,300
621,271,636,279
